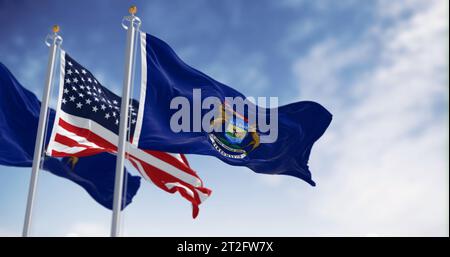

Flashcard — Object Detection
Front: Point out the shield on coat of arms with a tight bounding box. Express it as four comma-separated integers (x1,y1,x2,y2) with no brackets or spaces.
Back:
224,117,248,144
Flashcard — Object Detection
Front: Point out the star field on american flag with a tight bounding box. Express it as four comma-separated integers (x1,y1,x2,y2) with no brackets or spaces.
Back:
61,54,139,135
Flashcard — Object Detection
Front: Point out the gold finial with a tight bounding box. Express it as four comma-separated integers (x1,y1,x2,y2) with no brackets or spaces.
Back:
52,25,60,33
129,5,137,15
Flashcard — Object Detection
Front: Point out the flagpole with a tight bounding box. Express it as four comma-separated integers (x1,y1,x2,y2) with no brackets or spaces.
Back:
111,6,141,237
22,25,62,237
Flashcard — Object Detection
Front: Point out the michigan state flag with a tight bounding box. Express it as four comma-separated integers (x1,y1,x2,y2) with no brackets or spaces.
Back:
133,33,332,186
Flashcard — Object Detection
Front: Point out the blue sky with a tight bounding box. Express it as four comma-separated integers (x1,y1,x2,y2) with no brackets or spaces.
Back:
0,0,448,236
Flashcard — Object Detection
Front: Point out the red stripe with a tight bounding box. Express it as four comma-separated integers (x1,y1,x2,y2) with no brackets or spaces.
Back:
51,148,106,157
130,156,195,191
128,158,148,179
58,118,118,151
54,133,102,150
180,154,190,167
52,133,110,157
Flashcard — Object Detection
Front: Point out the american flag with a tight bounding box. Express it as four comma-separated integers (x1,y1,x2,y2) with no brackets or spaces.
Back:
46,51,211,218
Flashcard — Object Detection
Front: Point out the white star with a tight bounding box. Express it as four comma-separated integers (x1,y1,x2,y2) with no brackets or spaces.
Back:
115,119,119,125
62,98,67,104
67,69,73,75
82,69,87,74
131,119,136,124
92,106,98,112
85,99,92,105
72,86,77,91
87,91,92,95
68,61,73,66
80,85,85,90
98,88,102,93
69,96,75,102
65,78,71,83
64,88,69,94
94,79,98,84
94,97,99,102
109,104,112,108
87,78,92,83
102,97,106,102
75,69,79,74
113,100,118,104
107,100,111,104
114,106,119,110
101,104,106,110
81,77,85,82
112,112,116,117
105,113,110,119
132,112,137,116
78,93,84,98
86,86,91,90
76,102,83,109
73,78,79,83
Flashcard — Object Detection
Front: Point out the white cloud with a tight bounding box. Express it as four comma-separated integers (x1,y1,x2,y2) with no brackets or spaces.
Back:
0,228,15,237
277,0,361,10
292,37,372,111
258,175,284,188
288,0,448,236
65,222,108,237
199,47,270,95
17,57,46,97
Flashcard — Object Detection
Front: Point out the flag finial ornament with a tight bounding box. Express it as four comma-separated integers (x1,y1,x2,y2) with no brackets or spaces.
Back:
52,25,60,33
129,5,137,15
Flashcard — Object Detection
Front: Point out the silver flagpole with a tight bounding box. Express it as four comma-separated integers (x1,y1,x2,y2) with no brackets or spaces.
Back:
23,25,63,237
111,6,141,237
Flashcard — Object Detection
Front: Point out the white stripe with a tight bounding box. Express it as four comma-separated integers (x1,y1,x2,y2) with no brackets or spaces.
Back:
165,182,195,199
165,182,210,203
46,50,66,155
172,154,185,165
195,188,209,202
50,141,86,154
166,153,188,167
128,147,202,188
166,182,210,203
58,111,118,145
132,32,147,146
56,126,103,149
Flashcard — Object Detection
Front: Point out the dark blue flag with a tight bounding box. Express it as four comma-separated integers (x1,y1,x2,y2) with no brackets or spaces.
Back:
135,33,332,186
0,62,140,209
